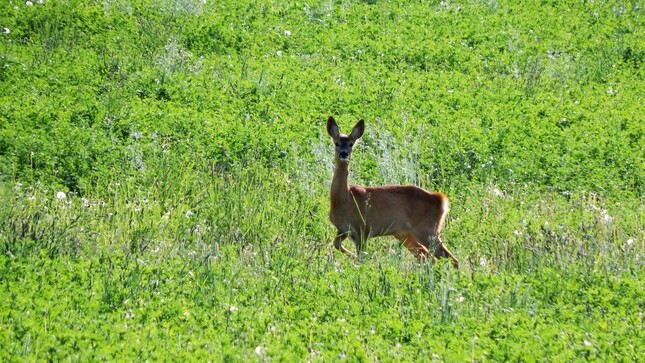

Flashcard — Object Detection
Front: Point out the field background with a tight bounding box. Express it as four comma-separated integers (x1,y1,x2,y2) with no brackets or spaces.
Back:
1,0,643,361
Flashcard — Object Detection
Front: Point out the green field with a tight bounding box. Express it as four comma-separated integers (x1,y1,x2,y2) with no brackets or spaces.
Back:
1,0,643,361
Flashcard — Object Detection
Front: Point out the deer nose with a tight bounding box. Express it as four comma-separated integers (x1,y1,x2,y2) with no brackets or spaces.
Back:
339,151,349,160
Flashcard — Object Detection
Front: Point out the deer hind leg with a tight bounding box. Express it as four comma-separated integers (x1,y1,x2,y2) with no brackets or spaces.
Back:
395,233,430,261
333,232,356,259
414,231,460,269
428,200,460,268
433,236,460,269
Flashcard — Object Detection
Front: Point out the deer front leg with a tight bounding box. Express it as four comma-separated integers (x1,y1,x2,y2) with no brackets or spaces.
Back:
349,230,369,260
333,231,356,259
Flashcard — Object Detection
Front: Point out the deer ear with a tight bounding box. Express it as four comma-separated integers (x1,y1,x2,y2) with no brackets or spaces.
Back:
327,116,339,138
350,119,365,140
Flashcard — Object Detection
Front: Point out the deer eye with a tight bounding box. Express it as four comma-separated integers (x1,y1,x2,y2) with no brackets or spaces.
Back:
349,143,354,147
334,142,339,146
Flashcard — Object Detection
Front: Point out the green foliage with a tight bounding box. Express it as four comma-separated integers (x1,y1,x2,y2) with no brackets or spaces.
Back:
0,0,643,360
1,0,643,195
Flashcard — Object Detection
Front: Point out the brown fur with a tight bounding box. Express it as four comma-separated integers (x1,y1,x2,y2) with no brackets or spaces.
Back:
327,116,459,268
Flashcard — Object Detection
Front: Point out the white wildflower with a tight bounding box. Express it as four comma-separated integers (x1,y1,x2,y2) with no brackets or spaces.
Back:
3,28,9,34
284,30,291,36
254,346,266,356
276,50,283,56
56,191,66,200
185,210,194,218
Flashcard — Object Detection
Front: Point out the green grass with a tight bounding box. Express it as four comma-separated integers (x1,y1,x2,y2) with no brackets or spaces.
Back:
0,0,643,361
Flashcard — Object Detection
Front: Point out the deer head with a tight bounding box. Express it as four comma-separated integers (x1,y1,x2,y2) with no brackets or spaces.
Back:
327,116,364,163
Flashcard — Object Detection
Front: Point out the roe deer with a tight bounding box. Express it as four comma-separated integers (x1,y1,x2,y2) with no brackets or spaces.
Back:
327,116,459,268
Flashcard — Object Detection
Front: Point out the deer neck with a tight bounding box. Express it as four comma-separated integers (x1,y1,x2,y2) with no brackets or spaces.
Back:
331,160,352,205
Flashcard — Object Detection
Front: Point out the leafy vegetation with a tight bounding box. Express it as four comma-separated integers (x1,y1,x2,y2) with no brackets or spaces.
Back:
0,0,643,361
